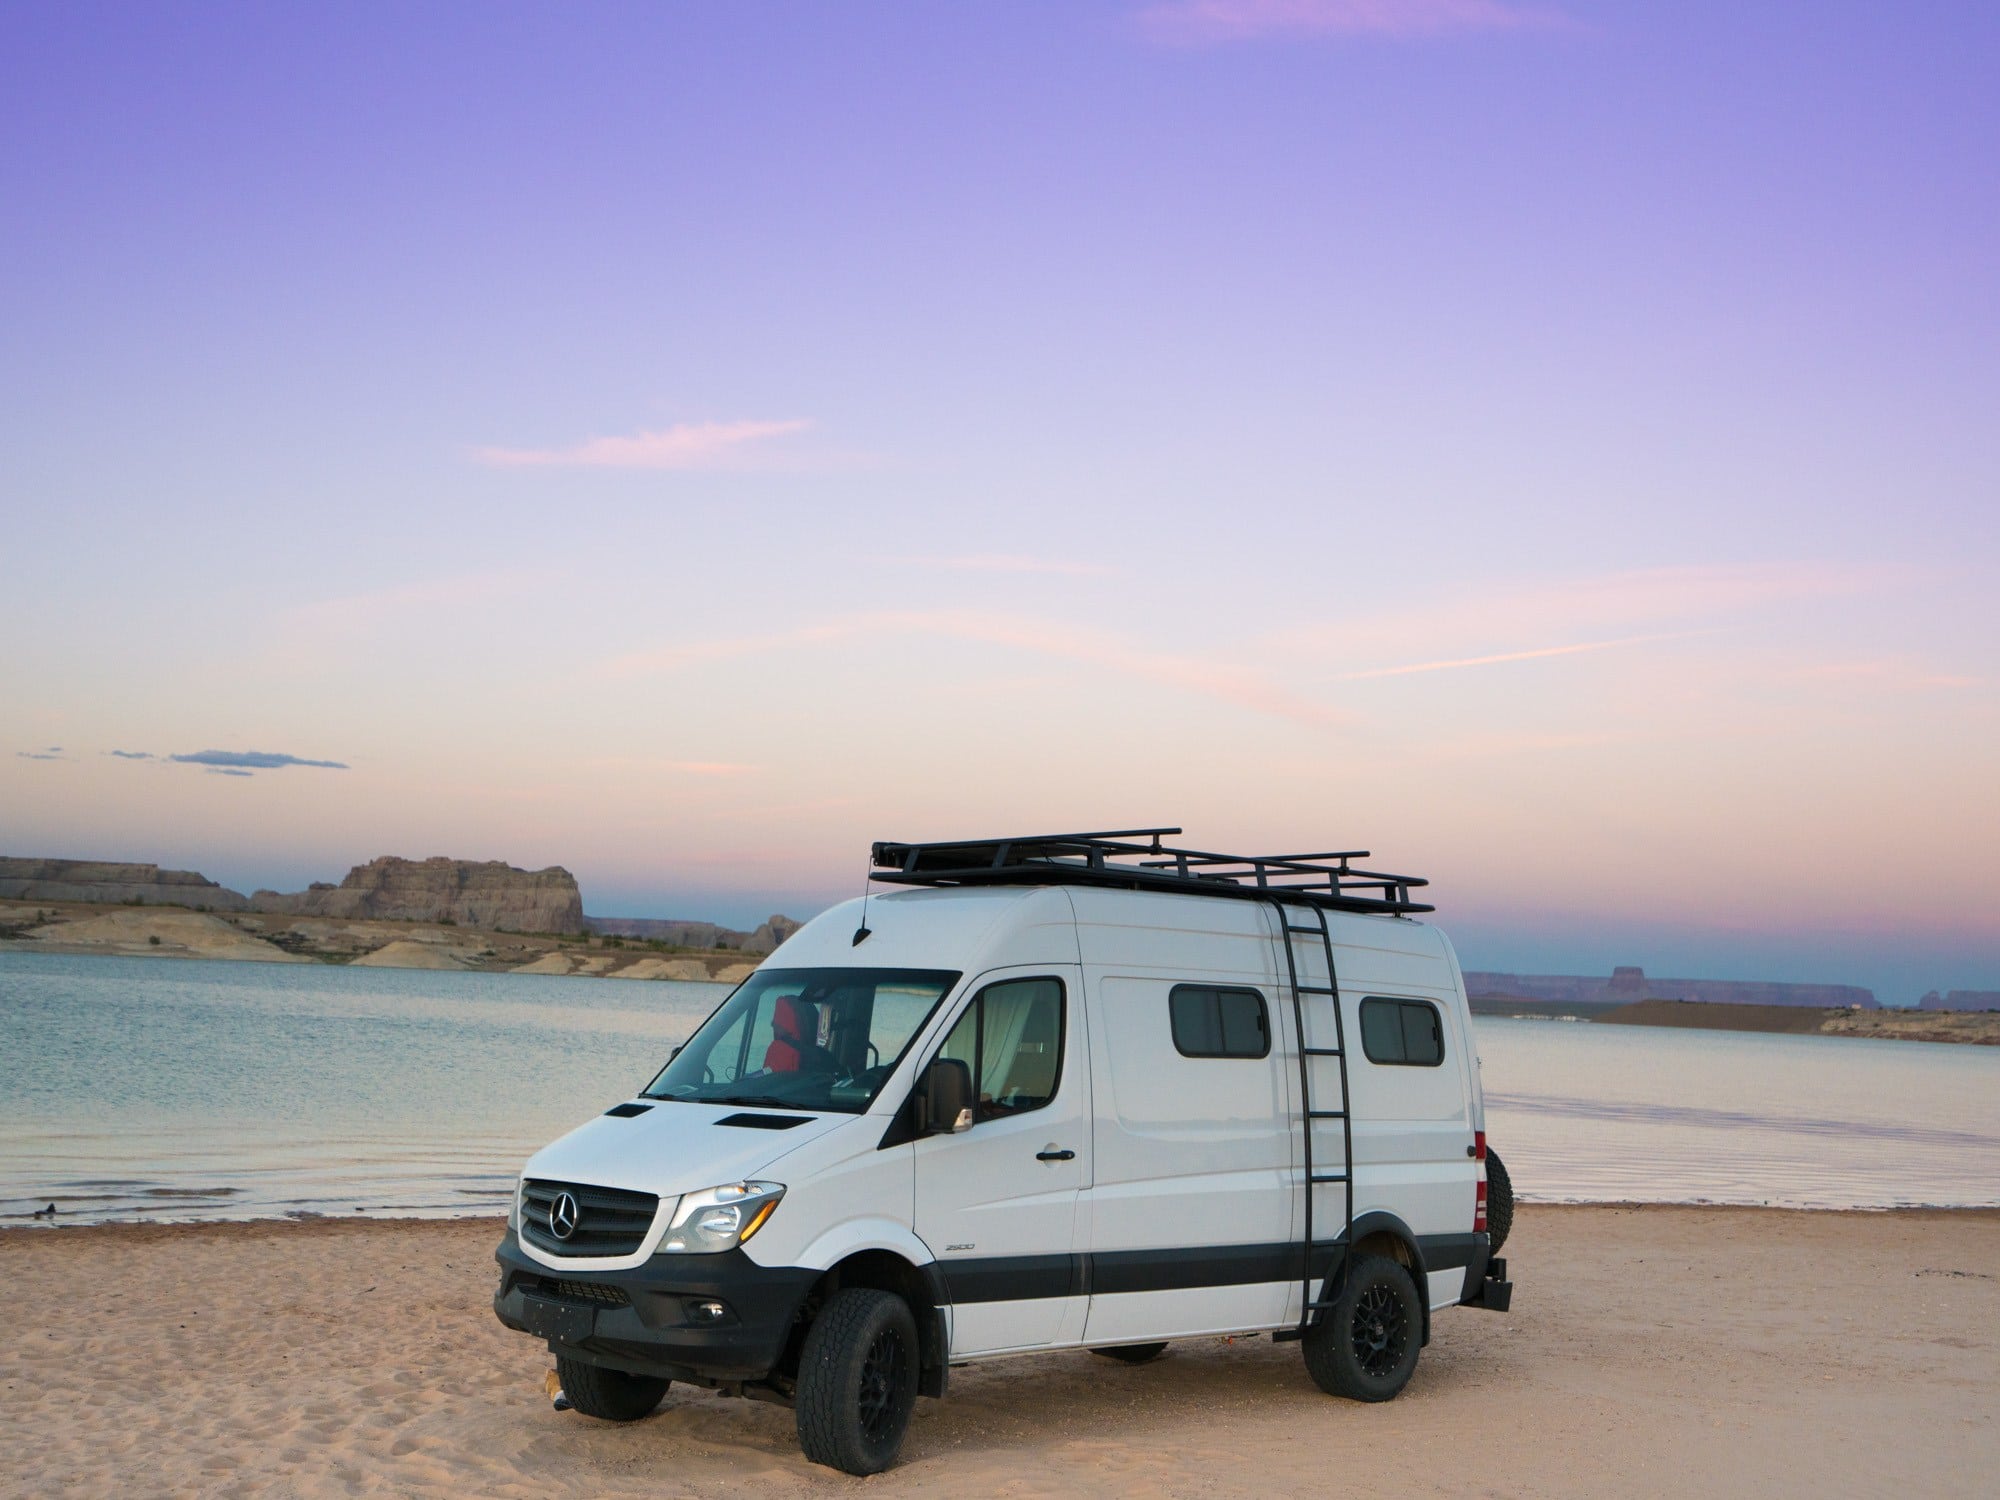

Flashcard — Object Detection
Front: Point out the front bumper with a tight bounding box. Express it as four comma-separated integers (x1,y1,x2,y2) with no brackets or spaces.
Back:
493,1229,819,1381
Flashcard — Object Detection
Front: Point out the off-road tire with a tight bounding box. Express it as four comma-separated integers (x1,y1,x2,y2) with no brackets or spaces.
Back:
1301,1253,1422,1401
796,1288,920,1475
1090,1342,1168,1365
1487,1147,1515,1255
555,1356,669,1422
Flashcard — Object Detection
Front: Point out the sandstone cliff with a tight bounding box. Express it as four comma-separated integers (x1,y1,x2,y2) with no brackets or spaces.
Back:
0,857,249,911
586,912,803,953
253,856,584,934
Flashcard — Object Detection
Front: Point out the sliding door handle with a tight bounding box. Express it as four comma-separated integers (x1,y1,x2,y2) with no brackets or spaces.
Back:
1036,1147,1076,1162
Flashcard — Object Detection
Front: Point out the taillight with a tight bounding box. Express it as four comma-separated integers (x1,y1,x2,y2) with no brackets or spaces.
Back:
1474,1130,1487,1162
1475,1177,1489,1233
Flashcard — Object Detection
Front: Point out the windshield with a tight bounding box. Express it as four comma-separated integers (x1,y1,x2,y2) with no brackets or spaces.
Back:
643,967,961,1114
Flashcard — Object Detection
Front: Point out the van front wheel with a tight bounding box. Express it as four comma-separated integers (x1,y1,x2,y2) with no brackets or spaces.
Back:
796,1288,919,1475
554,1356,669,1422
1302,1253,1421,1401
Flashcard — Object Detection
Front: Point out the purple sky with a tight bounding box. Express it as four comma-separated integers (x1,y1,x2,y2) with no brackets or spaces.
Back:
3,2,1996,1002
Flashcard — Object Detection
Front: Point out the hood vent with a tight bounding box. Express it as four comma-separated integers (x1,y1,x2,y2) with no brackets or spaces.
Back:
603,1102,653,1118
715,1112,814,1130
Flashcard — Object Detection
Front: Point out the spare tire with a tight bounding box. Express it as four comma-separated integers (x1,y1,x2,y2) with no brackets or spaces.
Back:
1486,1147,1514,1255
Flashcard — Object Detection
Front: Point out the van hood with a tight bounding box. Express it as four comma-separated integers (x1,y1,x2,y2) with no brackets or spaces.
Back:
520,1099,856,1199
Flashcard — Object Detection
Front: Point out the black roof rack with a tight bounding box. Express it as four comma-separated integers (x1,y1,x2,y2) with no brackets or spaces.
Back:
869,827,1433,916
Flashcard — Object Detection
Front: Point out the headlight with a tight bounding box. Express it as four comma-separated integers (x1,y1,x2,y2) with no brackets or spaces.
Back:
658,1181,785,1254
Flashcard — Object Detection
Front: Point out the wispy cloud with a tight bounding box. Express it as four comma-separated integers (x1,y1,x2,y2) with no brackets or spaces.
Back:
1273,562,1915,660
1138,0,1560,46
277,570,548,638
106,749,155,760
476,419,812,470
1336,630,1718,681
604,611,1347,730
169,750,349,772
887,554,1116,577
15,746,67,761
207,767,254,778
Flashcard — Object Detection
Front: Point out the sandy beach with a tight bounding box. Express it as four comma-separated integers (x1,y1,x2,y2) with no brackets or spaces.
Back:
3,1205,1994,1498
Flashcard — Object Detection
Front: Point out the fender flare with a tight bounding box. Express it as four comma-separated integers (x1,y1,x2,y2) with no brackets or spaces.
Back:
791,1215,939,1273
1341,1209,1430,1345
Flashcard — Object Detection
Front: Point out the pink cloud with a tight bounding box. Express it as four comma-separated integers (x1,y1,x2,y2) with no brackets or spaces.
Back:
476,419,811,470
602,610,1348,730
1138,0,1560,46
1338,629,1719,680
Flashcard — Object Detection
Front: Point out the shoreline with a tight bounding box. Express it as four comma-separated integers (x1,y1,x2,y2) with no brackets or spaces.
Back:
5,1205,1993,1497
13,1194,2000,1235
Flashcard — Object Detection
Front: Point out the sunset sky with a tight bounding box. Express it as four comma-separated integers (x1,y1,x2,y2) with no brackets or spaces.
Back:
4,2,1995,1002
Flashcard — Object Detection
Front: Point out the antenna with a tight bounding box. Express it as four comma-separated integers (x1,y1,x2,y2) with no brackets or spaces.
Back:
851,854,874,945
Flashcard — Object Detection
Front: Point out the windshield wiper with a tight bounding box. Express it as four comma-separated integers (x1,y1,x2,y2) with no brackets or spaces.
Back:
703,1094,816,1111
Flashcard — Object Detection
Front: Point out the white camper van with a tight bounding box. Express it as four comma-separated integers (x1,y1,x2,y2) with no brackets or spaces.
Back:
495,829,1513,1474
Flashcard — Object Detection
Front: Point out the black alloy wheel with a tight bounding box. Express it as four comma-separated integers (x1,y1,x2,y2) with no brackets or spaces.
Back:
1349,1282,1409,1378
1301,1252,1423,1402
856,1324,908,1446
796,1287,921,1475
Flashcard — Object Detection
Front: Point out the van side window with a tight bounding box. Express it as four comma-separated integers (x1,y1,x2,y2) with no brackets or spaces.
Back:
1169,984,1270,1059
935,977,1065,1121
1359,997,1445,1067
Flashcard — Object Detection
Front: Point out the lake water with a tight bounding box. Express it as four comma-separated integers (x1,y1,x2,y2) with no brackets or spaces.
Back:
3,951,1996,1224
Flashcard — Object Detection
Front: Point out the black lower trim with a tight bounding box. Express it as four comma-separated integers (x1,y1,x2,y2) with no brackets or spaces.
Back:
939,1231,1490,1305
940,1253,1079,1303
493,1230,818,1381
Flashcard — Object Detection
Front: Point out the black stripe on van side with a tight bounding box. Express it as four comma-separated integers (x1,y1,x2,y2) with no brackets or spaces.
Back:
938,1233,1480,1304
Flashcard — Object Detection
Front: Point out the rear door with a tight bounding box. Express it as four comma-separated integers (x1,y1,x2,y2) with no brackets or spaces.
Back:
914,965,1089,1353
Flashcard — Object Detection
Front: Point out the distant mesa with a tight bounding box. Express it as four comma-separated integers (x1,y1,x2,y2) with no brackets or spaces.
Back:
0,857,249,911
586,913,802,955
1918,989,2000,1012
1463,964,1879,1010
252,856,585,935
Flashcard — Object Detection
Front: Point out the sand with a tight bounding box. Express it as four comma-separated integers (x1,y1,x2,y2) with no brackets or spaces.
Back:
348,940,473,971
23,907,310,963
2,1206,1993,1498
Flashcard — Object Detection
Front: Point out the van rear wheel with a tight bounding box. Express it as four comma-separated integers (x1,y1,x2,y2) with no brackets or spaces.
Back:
554,1356,669,1422
1090,1342,1168,1364
796,1288,919,1475
1486,1148,1515,1254
1301,1253,1421,1401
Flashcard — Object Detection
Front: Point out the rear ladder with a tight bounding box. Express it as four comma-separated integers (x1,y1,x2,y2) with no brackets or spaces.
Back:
1269,898,1355,1333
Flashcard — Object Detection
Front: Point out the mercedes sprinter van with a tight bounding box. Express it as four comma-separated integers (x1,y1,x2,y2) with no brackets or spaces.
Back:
495,829,1513,1474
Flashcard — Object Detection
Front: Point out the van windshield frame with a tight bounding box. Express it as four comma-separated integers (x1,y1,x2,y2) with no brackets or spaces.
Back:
642,967,962,1114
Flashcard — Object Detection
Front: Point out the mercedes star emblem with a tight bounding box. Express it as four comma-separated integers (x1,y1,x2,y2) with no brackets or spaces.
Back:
548,1190,580,1242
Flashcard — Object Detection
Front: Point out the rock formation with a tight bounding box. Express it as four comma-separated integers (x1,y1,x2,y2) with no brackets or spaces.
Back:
0,857,248,911
1919,989,2000,1011
1462,965,1878,1010
586,913,803,952
253,856,584,934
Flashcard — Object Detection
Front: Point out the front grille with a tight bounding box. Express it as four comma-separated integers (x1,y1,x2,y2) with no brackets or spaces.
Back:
520,1178,660,1258
524,1276,630,1307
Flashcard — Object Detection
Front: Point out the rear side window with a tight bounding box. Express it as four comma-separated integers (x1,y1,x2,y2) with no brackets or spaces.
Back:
1359,997,1445,1067
1170,984,1270,1059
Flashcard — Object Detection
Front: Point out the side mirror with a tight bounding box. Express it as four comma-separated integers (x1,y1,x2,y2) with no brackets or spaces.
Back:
922,1057,974,1136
